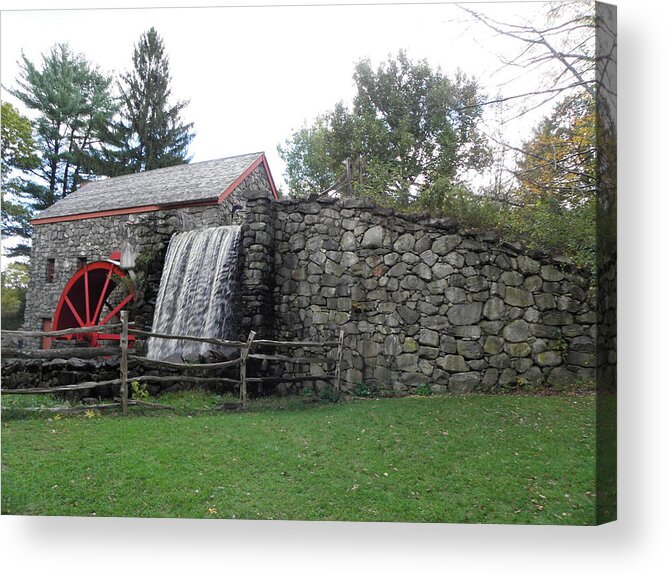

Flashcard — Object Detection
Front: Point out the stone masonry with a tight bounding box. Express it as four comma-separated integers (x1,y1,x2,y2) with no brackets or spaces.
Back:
241,194,597,395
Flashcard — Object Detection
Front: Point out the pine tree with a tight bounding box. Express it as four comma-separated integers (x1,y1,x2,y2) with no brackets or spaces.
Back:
101,28,194,175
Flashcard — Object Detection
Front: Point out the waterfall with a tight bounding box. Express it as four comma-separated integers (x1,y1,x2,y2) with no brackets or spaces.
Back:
147,225,241,360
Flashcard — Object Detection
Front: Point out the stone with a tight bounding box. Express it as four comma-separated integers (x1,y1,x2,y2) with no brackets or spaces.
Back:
432,263,454,279
536,351,562,367
400,275,423,291
483,297,505,320
403,337,419,353
448,372,481,393
340,251,359,267
501,271,523,286
465,276,489,293
413,263,432,280
421,250,438,267
447,302,483,326
438,355,469,372
481,368,499,388
419,328,440,347
457,340,483,359
541,265,564,281
414,236,433,253
443,252,465,268
503,319,531,342
505,287,534,308
547,367,578,387
505,342,532,357
397,305,420,324
387,262,409,277
393,233,416,253
524,275,543,292
361,225,385,248
419,346,439,360
431,235,461,256
445,287,467,304
567,350,596,367
530,324,560,339
517,255,541,275
483,336,504,355
395,353,419,370
402,253,420,265
523,308,540,323
535,293,556,310
543,310,574,326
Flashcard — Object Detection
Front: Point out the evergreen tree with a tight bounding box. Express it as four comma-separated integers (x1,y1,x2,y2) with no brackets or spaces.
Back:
11,44,117,198
100,28,194,175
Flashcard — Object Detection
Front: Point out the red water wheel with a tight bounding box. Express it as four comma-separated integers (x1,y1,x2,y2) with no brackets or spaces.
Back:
52,261,136,347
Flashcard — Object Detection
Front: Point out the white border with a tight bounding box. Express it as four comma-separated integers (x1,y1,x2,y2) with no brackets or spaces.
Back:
2,1,664,574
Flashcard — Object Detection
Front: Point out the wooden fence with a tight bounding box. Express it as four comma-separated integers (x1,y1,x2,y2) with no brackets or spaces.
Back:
1,315,346,414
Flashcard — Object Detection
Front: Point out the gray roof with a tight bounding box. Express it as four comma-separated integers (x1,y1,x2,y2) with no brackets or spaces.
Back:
35,152,264,220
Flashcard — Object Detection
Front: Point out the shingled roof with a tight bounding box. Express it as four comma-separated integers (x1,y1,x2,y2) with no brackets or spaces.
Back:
33,152,277,224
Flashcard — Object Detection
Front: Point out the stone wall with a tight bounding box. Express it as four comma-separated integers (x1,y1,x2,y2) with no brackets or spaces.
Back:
241,195,596,395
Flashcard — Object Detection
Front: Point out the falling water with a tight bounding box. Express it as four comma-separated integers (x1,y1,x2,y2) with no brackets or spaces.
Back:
147,225,241,360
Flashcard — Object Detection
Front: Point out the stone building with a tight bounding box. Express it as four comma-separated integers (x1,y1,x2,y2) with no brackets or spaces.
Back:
23,152,278,345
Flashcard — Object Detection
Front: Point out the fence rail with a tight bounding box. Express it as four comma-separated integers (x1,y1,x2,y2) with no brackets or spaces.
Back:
2,318,346,413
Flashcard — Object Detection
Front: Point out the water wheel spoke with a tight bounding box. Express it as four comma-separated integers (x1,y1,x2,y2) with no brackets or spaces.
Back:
91,267,114,325
99,293,134,326
84,266,90,325
64,296,86,328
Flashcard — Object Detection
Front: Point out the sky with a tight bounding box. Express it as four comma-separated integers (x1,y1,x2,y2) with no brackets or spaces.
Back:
0,1,578,184
0,0,592,265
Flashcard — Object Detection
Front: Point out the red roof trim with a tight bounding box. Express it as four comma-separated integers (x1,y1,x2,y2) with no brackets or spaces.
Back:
217,152,279,204
32,205,162,225
32,153,279,225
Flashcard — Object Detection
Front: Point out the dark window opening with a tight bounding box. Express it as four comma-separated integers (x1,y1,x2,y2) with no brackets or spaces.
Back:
46,259,55,283
77,257,87,270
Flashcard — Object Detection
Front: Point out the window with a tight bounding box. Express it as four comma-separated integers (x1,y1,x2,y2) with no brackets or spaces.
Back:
77,257,87,270
46,259,55,283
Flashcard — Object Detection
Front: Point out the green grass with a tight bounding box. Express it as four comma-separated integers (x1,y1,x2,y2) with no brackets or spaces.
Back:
1,393,597,524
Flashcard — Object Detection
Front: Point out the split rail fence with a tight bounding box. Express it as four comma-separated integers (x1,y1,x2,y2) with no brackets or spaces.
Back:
1,311,346,415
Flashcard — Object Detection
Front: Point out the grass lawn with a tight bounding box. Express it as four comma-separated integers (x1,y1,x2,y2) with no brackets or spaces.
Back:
1,392,596,524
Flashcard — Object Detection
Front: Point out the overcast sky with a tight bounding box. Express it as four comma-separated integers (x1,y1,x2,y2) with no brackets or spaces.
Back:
0,1,569,192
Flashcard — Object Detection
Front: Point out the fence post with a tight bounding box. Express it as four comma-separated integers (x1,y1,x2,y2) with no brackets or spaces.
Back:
120,310,129,416
240,330,256,409
334,329,345,397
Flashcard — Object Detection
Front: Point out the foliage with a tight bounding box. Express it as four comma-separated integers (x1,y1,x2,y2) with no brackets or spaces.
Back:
417,181,595,269
130,380,150,402
1,103,40,257
515,93,596,206
11,44,117,197
95,28,194,176
1,262,29,329
415,383,434,397
2,394,597,524
354,382,373,398
5,45,116,257
279,51,490,205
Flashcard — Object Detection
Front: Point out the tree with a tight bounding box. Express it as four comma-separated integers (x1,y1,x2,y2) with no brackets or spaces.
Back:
97,28,194,175
514,92,595,206
1,102,40,258
457,2,600,115
1,262,29,329
11,44,117,197
279,51,490,206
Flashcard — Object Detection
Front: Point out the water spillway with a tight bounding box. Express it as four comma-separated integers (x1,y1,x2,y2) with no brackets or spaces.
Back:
147,225,241,360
